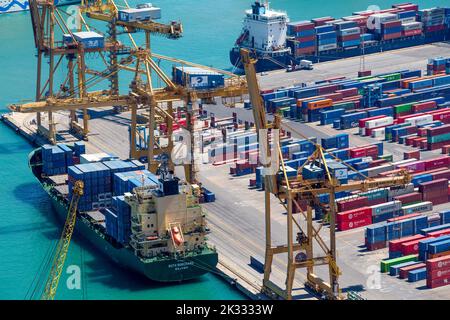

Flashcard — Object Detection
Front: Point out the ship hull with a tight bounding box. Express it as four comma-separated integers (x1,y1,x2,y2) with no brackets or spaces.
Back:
230,31,450,73
30,149,218,283
0,0,79,14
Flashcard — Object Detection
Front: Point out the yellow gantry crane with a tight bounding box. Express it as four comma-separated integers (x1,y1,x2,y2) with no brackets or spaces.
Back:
240,48,412,300
41,180,84,300
10,0,247,184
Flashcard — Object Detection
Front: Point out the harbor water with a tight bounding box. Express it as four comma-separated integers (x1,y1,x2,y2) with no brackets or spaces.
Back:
0,0,448,299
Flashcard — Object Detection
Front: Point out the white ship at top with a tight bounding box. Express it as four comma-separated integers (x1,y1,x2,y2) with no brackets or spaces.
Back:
0,0,79,14
230,1,292,71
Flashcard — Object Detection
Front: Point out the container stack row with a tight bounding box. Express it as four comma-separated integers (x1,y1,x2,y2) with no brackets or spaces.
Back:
285,3,450,57
366,210,450,289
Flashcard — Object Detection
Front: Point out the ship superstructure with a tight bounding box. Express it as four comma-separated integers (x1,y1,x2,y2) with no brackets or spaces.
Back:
231,1,291,70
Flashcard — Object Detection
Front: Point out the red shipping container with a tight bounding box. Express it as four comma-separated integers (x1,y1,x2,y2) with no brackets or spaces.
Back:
383,32,402,40
401,237,434,255
337,197,369,212
423,156,450,171
428,141,450,151
399,263,426,279
442,145,450,155
367,197,386,206
387,213,422,223
358,115,386,128
389,234,425,253
427,276,450,289
349,148,367,158
427,255,450,271
394,192,422,205
427,228,450,238
338,33,360,41
428,250,450,259
336,88,358,98
336,207,371,223
381,20,402,28
404,150,420,160
413,137,427,148
322,92,343,102
290,22,315,32
403,29,422,37
420,140,428,150
295,47,316,55
367,241,387,251
412,101,437,113
369,159,387,168
296,35,316,42
431,169,450,181
395,4,419,11
338,216,372,231
427,124,450,136
424,25,445,33
397,161,425,173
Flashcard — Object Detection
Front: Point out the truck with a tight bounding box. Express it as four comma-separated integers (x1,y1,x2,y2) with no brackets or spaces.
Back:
287,60,313,72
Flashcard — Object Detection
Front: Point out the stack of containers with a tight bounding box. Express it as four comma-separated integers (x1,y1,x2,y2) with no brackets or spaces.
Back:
287,21,316,56
418,8,446,33
427,255,450,288
320,133,349,149
427,57,449,75
103,207,118,240
419,178,449,205
371,201,402,223
401,21,423,36
380,19,403,40
68,162,112,212
369,13,398,39
42,144,71,176
73,141,86,157
312,16,335,26
112,195,132,244
315,24,338,52
335,21,360,48
427,124,450,150
337,207,372,231
113,170,159,196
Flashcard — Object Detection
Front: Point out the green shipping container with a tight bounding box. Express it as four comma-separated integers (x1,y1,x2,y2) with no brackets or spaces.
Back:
394,103,413,114
379,73,401,82
334,101,355,110
360,188,388,201
379,154,393,162
427,132,450,144
380,254,418,273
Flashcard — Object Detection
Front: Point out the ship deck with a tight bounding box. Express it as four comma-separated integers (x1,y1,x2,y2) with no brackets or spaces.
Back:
3,42,450,300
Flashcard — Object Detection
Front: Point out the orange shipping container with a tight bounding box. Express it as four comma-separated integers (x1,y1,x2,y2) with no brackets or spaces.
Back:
308,99,333,110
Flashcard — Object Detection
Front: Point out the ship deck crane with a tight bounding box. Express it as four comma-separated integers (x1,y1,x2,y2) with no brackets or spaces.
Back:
41,180,84,300
240,48,411,300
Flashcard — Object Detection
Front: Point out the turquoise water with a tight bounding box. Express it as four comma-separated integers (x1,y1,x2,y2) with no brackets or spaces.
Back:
0,0,448,299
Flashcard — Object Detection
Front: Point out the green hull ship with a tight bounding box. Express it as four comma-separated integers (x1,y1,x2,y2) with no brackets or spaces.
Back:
29,147,218,282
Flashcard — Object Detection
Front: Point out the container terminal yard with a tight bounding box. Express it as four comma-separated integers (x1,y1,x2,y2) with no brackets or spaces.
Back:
2,0,450,302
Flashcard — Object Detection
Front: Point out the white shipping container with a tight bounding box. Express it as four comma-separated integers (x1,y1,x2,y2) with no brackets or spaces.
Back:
392,158,418,167
371,127,385,139
318,44,338,51
405,114,433,127
371,200,402,216
365,116,394,129
402,201,433,215
402,22,423,30
399,17,417,24
359,127,366,136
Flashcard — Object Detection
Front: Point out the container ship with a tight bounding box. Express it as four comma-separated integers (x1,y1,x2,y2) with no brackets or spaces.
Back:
29,142,218,282
0,0,78,13
230,1,450,72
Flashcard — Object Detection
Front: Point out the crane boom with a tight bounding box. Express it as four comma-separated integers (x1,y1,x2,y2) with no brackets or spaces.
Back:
41,180,84,300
